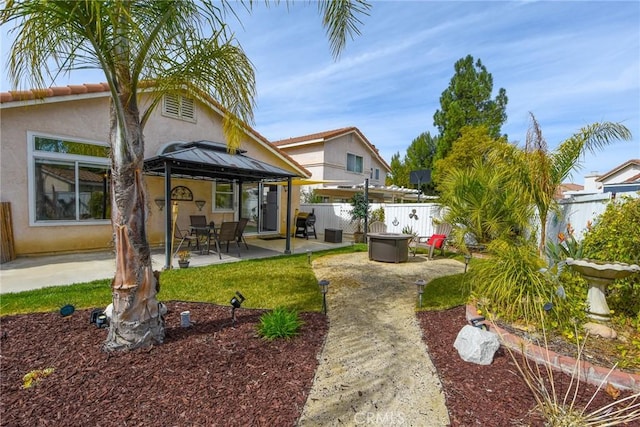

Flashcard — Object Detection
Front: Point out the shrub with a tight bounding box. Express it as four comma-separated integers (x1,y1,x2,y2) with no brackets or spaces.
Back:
301,189,324,203
257,307,303,340
369,206,385,223
471,237,548,322
471,237,585,335
581,196,640,326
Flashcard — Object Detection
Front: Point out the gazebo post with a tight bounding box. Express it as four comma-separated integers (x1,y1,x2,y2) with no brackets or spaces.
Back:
163,161,172,270
285,176,292,254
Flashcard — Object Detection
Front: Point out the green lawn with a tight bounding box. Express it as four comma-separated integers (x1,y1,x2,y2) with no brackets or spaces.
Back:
0,244,470,316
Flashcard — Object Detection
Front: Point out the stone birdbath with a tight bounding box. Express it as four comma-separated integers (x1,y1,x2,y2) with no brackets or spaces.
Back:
565,258,640,338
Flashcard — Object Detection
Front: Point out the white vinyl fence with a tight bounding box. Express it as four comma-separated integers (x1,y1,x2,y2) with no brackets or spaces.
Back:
301,191,635,244
299,203,445,238
546,193,614,242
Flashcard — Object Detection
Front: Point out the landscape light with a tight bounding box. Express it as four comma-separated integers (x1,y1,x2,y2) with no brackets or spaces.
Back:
415,279,426,308
230,291,246,325
318,279,330,315
464,254,472,273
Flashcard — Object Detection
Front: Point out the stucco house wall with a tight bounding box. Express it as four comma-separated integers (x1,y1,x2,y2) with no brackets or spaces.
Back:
273,127,392,202
1,87,305,256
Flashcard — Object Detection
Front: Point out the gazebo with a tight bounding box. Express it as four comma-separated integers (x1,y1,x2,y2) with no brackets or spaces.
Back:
144,140,300,269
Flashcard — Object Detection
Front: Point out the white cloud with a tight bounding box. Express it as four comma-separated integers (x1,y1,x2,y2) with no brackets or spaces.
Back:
2,1,638,178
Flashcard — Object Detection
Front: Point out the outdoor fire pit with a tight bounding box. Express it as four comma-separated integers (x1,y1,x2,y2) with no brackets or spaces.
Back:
368,233,413,263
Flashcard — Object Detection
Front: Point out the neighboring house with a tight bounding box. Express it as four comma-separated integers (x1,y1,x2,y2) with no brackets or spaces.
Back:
273,127,418,203
0,84,309,257
554,183,584,199
597,159,640,195
562,159,640,198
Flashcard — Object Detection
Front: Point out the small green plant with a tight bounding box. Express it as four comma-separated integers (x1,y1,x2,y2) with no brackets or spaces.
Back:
23,368,55,389
546,222,585,264
257,307,303,340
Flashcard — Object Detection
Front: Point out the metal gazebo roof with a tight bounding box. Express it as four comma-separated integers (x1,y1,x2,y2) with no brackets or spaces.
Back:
143,140,298,182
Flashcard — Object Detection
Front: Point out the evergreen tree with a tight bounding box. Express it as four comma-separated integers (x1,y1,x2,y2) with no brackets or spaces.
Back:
387,152,410,187
406,132,438,195
433,55,508,162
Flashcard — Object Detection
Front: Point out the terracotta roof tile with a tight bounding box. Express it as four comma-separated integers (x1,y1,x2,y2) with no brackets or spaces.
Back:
272,127,356,146
1,83,112,102
555,183,584,199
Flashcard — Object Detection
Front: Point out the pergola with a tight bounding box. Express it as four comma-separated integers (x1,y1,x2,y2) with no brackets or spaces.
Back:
144,140,299,269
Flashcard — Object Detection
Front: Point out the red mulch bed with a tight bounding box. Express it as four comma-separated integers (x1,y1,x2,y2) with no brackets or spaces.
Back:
1,302,326,426
418,306,637,426
1,303,636,426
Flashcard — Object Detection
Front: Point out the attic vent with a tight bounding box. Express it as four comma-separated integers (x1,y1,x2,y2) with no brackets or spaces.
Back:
162,94,196,122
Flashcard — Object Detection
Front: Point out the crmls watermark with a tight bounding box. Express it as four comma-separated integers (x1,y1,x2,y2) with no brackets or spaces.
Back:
353,411,406,425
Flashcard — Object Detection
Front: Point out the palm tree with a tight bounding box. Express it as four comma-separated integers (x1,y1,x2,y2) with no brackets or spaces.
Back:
439,157,532,250
2,0,370,350
521,113,631,255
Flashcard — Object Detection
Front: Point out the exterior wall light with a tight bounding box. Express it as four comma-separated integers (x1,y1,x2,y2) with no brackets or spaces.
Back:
154,198,165,210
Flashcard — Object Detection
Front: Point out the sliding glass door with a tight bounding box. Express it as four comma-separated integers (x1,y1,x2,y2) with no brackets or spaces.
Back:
240,183,279,234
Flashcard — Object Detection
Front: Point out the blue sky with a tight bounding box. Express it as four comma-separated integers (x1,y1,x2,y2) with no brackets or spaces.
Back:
2,1,639,182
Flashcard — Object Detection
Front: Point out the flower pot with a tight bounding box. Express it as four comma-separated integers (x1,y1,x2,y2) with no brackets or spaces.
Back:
354,231,365,243
178,260,190,269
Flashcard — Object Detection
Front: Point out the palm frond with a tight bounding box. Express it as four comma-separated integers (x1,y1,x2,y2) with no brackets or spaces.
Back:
318,0,371,59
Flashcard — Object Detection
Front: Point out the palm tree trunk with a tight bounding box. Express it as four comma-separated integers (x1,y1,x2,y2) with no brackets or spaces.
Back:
538,212,548,257
104,95,165,351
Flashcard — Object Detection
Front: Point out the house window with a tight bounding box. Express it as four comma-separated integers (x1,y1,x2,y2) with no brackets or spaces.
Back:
30,135,110,223
375,168,380,180
162,94,196,122
213,181,235,211
347,153,363,173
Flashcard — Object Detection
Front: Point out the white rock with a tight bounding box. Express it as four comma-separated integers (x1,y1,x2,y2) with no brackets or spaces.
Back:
454,325,500,365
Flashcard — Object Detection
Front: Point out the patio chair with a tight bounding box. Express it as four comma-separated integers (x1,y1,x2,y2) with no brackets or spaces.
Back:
368,221,387,233
411,222,453,259
236,217,249,250
189,215,212,252
173,226,198,257
213,221,241,259
189,215,208,229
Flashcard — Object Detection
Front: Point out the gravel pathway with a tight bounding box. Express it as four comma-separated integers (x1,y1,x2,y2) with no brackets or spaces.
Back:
298,252,464,426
